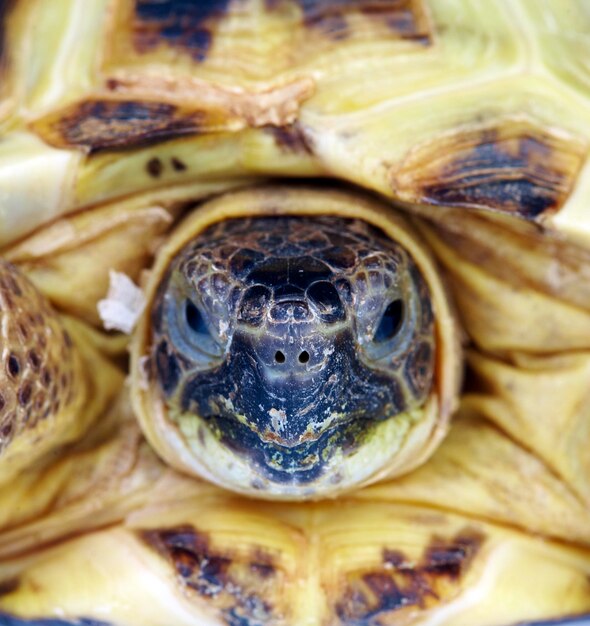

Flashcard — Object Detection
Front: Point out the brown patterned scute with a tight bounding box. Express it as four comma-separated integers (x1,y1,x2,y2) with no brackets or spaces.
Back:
393,123,587,221
132,0,232,61
30,99,215,153
0,261,77,455
141,525,283,625
268,0,432,44
335,528,486,624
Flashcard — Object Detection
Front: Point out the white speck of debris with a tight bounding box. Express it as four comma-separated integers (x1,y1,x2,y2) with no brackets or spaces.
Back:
219,320,229,337
98,270,146,334
269,408,287,433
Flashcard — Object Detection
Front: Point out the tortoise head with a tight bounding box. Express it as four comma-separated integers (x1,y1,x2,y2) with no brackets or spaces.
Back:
133,187,460,499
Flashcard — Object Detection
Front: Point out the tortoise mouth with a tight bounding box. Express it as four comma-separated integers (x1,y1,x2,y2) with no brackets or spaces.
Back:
201,410,373,484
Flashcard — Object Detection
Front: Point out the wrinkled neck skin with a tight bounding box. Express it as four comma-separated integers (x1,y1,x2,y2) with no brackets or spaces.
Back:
147,213,439,499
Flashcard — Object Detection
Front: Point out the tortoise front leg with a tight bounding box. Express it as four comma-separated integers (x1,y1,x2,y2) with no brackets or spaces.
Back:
0,260,123,484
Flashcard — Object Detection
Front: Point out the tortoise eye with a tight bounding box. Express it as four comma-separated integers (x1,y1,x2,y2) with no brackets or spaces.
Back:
177,298,224,360
155,290,225,366
373,299,404,344
185,300,210,337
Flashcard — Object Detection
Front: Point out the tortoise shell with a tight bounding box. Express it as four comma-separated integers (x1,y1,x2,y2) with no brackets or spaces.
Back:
0,1,590,625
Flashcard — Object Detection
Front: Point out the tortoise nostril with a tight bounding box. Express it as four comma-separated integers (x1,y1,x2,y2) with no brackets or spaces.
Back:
298,351,310,364
275,350,286,364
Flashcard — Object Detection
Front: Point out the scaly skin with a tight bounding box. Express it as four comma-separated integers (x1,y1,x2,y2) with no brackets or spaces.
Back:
151,215,435,495
0,261,122,485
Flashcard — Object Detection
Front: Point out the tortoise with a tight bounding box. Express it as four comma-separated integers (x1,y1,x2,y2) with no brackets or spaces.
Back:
1,0,590,624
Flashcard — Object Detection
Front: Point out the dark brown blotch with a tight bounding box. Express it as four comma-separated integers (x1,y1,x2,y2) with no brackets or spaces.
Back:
396,125,586,221
382,4,430,43
140,525,276,623
264,123,314,155
249,550,276,580
171,156,187,171
0,577,19,597
133,0,232,61
382,549,406,568
0,0,13,64
146,157,163,178
285,0,432,43
336,528,485,622
422,529,484,579
31,99,209,153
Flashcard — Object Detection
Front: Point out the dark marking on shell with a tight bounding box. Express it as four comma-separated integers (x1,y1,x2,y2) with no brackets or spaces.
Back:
422,530,483,578
250,554,276,579
146,156,163,178
30,100,210,153
0,578,19,597
382,549,406,568
336,528,485,622
133,0,232,61
394,124,586,221
171,156,187,171
0,0,14,72
140,525,278,624
264,124,314,155
288,0,431,44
